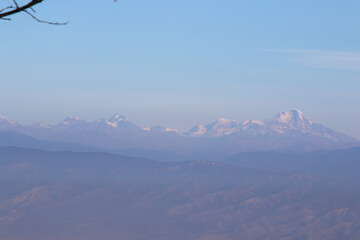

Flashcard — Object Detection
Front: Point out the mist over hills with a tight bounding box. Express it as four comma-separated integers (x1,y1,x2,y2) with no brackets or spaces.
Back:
0,109,359,161
224,147,360,183
1,147,360,240
1,110,360,239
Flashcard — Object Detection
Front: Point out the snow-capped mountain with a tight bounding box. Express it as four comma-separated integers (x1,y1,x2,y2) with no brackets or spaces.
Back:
185,118,242,137
51,114,140,132
264,109,314,133
53,117,89,131
149,125,179,133
0,116,18,129
240,120,266,134
0,110,359,159
106,114,137,128
185,109,352,143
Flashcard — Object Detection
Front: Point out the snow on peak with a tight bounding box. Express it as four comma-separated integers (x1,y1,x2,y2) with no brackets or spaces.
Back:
63,117,83,123
210,118,241,128
165,128,179,133
0,116,13,121
106,114,135,128
185,118,243,137
150,125,179,133
243,120,264,126
54,117,88,130
108,113,128,123
218,118,233,124
290,108,303,116
279,109,304,122
184,109,320,137
29,122,51,129
58,117,87,128
266,109,313,132
186,124,207,137
0,116,17,127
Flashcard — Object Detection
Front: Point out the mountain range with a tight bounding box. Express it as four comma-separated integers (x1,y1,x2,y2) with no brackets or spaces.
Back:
0,109,359,160
2,110,360,240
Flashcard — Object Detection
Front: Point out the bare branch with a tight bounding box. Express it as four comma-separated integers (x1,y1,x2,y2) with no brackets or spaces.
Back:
1,0,67,25
0,6,14,13
1,0,116,24
0,0,43,19
24,10,68,25
12,0,19,9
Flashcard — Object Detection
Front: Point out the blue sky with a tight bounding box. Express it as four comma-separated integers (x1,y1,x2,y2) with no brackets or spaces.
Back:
1,0,360,137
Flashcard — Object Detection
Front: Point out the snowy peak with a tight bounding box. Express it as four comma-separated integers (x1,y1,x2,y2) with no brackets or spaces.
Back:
211,118,241,129
185,118,242,137
241,120,266,133
53,116,88,131
267,109,313,132
108,114,128,124
0,116,18,129
106,114,134,128
206,118,242,136
62,117,85,124
243,120,264,126
276,109,306,123
150,125,179,133
185,124,207,137
29,123,51,129
0,110,357,152
57,117,88,128
184,109,331,138
51,114,138,131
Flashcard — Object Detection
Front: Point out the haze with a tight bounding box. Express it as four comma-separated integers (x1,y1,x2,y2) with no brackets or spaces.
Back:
1,0,360,137
2,1,360,239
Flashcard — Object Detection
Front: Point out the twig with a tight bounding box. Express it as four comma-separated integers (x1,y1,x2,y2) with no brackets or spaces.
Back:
24,9,68,25
0,6,14,13
12,0,19,9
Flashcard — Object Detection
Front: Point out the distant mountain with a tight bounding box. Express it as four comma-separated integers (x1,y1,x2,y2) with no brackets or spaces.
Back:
0,109,358,160
1,147,360,240
0,116,17,130
183,109,359,157
0,130,189,162
52,114,140,132
184,118,243,137
186,109,355,142
262,109,354,142
0,131,97,152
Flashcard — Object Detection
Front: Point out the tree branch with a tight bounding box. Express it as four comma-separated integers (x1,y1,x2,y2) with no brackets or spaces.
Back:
0,6,14,13
1,0,117,24
24,9,68,25
12,0,19,9
1,0,68,25
0,0,43,19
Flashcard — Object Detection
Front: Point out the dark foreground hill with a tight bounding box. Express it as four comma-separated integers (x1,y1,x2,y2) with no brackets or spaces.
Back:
1,147,360,240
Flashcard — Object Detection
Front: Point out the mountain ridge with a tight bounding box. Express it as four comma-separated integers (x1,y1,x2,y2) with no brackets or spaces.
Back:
0,109,358,159
1,146,360,240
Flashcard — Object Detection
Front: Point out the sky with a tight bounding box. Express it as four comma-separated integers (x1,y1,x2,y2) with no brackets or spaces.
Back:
1,0,360,137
